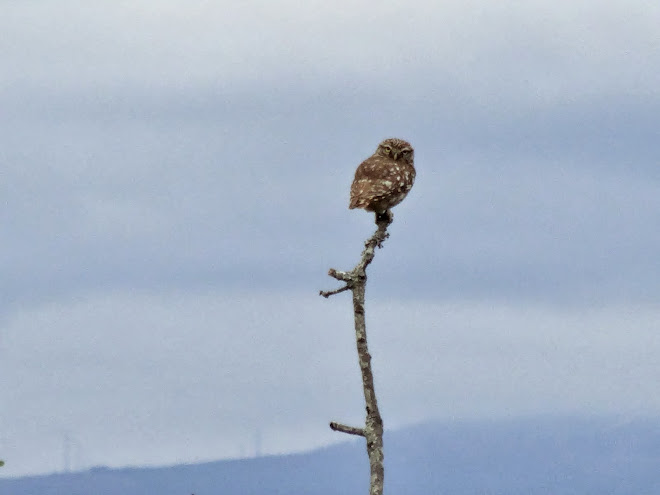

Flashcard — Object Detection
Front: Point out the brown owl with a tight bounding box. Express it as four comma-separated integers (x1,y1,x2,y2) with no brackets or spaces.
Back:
349,138,416,222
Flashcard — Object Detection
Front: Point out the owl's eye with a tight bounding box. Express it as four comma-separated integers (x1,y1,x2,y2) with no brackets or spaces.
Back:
382,145,392,153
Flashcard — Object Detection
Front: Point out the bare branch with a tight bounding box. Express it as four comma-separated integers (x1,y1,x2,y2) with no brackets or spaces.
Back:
319,285,351,298
328,268,352,282
320,213,393,495
329,422,366,437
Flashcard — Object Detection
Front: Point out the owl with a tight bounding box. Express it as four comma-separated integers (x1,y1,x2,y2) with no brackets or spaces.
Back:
349,138,416,222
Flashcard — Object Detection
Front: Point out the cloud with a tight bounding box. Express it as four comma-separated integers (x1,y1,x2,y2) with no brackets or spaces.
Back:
2,290,659,476
2,0,659,101
3,91,659,312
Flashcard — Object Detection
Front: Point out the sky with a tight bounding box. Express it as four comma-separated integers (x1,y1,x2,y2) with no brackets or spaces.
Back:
2,0,660,478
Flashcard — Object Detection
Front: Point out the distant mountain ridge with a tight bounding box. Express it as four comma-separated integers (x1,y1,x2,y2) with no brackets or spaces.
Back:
2,416,660,495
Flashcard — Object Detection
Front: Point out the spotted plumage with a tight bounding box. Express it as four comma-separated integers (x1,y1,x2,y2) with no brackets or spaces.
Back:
349,138,415,220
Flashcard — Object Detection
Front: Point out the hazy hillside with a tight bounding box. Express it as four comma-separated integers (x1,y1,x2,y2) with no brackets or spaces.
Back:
2,416,660,495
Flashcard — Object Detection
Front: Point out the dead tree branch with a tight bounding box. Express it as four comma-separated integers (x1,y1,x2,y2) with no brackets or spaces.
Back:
320,215,391,495
329,422,366,437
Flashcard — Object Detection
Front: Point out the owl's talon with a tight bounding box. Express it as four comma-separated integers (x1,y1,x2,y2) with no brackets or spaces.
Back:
375,210,393,226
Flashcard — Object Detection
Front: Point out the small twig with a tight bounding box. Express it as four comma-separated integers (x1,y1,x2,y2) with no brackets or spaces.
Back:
329,422,366,437
328,268,352,282
319,285,351,298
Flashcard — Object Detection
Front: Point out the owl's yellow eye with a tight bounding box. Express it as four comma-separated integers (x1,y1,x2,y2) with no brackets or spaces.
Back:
382,145,392,153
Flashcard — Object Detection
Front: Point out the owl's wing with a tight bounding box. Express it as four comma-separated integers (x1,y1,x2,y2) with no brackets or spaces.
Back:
353,156,395,181
350,156,405,209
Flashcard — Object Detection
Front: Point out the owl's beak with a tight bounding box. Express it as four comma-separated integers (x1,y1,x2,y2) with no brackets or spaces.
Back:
392,151,400,160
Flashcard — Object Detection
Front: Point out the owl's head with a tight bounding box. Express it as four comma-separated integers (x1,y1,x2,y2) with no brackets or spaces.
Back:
376,138,414,164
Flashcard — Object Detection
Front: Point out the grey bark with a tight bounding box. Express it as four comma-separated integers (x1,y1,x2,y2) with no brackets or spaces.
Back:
320,215,391,495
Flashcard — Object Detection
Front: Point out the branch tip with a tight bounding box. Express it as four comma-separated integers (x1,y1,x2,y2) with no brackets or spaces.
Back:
319,285,351,298
329,422,366,437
